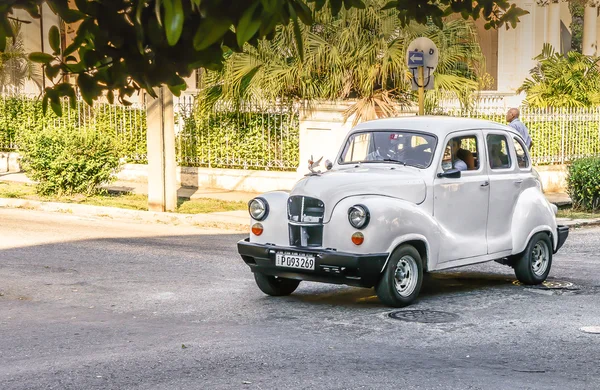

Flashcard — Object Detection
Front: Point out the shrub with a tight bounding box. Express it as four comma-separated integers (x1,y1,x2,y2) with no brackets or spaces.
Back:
567,157,600,211
519,44,600,108
18,127,122,196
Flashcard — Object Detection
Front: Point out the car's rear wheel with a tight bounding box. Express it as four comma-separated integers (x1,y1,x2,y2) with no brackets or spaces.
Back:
514,232,553,285
376,245,423,307
254,272,300,296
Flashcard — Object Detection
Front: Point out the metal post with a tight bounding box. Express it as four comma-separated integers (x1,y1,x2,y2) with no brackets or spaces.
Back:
39,5,45,91
418,66,425,116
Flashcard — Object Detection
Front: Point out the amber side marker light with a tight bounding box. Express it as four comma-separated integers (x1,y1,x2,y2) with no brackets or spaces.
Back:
351,232,364,245
252,223,264,236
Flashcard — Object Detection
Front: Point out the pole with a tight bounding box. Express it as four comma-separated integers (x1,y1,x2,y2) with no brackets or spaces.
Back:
147,87,177,212
39,4,45,90
418,65,424,116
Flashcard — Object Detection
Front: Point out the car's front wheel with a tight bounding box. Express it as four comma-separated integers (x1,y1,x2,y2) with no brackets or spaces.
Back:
376,245,423,307
514,232,553,285
254,272,300,296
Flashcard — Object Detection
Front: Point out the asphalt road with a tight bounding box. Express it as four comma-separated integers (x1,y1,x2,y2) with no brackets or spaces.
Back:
1,208,599,390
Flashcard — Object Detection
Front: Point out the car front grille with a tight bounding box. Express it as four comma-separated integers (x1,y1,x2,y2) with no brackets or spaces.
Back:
288,196,324,247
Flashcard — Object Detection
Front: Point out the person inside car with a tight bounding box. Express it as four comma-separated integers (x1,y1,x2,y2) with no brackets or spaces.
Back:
451,139,468,171
489,140,509,168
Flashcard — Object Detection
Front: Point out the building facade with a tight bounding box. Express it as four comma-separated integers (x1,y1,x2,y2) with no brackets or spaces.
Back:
479,0,600,93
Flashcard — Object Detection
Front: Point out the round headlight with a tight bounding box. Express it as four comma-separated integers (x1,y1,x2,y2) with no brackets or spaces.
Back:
249,198,269,221
348,205,370,229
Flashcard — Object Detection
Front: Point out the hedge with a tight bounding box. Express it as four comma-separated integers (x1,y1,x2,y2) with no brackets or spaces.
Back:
568,157,600,212
1,95,300,171
0,95,147,162
177,108,300,171
459,110,600,164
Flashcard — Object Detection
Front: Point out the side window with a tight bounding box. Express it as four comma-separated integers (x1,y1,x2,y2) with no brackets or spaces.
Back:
513,137,530,169
441,135,479,172
487,134,512,170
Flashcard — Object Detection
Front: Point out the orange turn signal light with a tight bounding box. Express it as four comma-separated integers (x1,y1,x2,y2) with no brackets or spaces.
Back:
351,232,364,245
251,223,264,236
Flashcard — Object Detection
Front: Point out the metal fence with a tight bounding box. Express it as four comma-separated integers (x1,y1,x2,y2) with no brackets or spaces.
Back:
442,106,600,165
174,94,300,171
0,91,147,163
4,87,600,169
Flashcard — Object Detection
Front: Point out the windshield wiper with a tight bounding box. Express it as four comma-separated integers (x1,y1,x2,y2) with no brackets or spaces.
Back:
382,158,406,165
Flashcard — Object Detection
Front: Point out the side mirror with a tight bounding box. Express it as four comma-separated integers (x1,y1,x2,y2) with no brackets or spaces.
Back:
437,169,461,179
325,159,333,170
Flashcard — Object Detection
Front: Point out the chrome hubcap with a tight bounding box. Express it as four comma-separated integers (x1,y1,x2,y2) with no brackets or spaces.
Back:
394,255,418,297
531,241,550,277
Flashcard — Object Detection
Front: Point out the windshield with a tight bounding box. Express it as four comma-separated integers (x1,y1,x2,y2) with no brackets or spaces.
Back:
339,130,437,168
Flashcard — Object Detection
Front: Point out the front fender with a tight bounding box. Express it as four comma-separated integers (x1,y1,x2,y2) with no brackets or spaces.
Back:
249,191,289,245
325,196,440,269
511,187,558,254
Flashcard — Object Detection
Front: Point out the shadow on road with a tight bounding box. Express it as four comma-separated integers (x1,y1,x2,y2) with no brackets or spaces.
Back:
0,234,535,309
287,270,517,307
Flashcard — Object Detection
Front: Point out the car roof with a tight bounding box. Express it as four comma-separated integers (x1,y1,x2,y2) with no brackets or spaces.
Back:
351,116,522,139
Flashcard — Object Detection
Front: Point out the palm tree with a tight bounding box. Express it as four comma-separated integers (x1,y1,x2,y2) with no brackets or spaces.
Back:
200,0,485,123
0,21,38,92
519,43,600,108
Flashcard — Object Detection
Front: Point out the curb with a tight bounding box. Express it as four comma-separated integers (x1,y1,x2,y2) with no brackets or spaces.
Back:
3,197,599,232
0,197,250,232
560,219,600,228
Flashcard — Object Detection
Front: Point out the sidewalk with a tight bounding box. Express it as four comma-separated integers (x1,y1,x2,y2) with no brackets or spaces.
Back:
545,192,572,208
2,172,598,230
0,172,255,231
0,172,260,203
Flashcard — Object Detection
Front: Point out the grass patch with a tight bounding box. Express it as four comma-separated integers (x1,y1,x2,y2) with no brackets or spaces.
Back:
557,209,600,220
0,181,247,214
177,197,247,214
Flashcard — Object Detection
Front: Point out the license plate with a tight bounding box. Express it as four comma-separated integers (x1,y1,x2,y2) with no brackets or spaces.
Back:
275,252,315,270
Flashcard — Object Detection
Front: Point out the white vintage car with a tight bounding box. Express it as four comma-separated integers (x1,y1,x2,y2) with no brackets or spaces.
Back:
237,117,569,307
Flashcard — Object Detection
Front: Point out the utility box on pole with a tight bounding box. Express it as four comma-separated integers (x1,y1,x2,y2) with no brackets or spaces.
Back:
146,87,177,212
407,37,438,116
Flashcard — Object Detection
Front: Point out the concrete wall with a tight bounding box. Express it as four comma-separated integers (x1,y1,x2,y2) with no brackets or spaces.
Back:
535,164,568,194
296,102,357,176
3,154,569,196
120,163,569,194
0,153,21,173
117,164,299,194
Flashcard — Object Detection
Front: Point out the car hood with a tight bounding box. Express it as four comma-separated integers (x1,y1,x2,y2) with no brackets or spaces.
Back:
290,166,426,222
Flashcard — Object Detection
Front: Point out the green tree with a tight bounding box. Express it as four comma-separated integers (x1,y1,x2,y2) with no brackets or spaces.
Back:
569,0,584,53
518,44,600,108
0,20,38,89
201,1,486,123
0,1,526,115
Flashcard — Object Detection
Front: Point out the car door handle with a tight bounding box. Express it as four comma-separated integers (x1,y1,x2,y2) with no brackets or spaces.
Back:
481,181,490,187
514,179,524,185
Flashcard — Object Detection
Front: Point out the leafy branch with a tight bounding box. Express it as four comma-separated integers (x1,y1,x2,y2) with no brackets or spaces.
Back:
0,0,527,116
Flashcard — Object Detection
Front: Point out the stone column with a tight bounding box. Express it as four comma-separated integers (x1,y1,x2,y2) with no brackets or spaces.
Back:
147,87,178,212
583,1,599,55
547,0,562,52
